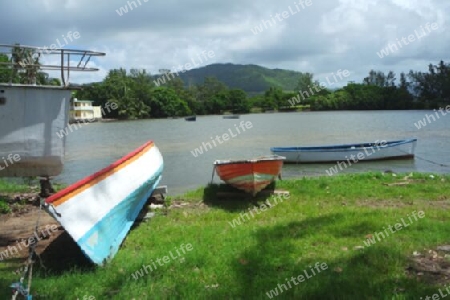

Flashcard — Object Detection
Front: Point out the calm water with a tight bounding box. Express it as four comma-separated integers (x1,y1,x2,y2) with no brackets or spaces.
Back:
56,111,450,195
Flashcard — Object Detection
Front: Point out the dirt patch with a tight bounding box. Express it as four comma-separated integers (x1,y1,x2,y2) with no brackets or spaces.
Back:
356,198,450,209
426,200,450,209
406,246,450,285
0,198,64,261
169,200,207,209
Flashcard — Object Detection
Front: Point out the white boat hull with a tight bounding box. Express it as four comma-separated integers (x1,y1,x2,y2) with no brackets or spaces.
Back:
45,141,163,265
271,139,417,163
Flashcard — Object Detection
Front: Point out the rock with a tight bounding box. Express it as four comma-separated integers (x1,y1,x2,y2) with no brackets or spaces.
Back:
437,245,450,252
143,212,155,220
149,204,164,209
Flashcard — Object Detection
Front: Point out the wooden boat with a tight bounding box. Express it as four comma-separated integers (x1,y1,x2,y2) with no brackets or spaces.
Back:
0,44,104,177
213,155,285,196
45,141,164,265
270,138,417,163
223,114,240,119
185,115,196,121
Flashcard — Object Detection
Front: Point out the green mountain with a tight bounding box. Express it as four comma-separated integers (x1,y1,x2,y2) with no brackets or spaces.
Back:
175,63,302,94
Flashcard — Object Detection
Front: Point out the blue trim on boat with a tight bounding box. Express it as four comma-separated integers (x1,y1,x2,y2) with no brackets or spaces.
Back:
76,164,163,265
270,138,417,153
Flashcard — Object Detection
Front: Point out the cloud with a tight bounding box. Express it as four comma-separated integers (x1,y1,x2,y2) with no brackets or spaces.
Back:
1,0,448,86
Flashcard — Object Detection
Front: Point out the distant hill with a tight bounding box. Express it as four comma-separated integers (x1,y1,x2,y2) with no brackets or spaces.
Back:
160,63,303,94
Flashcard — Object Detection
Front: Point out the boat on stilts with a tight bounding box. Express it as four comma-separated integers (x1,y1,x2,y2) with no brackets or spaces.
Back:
0,44,105,181
0,43,105,297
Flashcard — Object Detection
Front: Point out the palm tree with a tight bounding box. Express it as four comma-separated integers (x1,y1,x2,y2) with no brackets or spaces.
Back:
11,44,40,84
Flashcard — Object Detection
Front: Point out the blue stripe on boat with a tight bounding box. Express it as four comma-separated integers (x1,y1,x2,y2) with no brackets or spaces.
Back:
76,165,163,265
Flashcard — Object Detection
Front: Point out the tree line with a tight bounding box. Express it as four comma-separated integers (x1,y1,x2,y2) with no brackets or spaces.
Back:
297,61,450,111
1,45,449,118
76,69,252,119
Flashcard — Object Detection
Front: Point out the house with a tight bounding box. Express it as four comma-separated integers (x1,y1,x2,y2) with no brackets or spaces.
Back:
69,98,102,123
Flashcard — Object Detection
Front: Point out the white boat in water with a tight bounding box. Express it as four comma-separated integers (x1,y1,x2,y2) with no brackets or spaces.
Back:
0,44,105,177
270,138,417,163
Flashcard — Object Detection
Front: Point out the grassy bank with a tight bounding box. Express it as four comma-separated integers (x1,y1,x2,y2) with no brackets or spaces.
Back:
1,172,449,299
0,179,36,213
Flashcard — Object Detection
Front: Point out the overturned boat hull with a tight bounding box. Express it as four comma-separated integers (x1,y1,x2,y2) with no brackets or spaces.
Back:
45,141,163,265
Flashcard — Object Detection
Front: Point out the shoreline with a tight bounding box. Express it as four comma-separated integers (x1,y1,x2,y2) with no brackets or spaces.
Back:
85,108,450,123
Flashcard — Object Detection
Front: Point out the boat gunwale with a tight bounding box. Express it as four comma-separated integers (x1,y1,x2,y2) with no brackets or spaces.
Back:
281,154,415,164
45,141,155,204
214,155,286,165
270,138,417,153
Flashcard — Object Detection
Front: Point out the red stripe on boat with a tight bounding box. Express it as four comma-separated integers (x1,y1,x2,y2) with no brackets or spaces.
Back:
45,141,154,204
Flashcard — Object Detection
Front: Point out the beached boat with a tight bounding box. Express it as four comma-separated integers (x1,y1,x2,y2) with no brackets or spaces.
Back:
185,115,196,121
45,141,164,265
223,114,239,119
213,155,285,196
0,44,104,177
270,138,417,163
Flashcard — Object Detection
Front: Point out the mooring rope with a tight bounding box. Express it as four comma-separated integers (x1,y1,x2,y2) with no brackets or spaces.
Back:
11,197,46,299
413,154,450,168
390,146,450,168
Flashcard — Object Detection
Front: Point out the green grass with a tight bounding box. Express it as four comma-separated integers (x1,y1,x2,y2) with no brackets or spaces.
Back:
0,198,11,214
1,172,449,299
0,178,33,193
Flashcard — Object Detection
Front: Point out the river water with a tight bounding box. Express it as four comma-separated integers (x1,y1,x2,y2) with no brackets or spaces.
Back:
56,111,450,195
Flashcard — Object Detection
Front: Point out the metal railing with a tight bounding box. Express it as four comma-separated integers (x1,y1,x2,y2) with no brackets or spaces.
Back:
0,44,105,87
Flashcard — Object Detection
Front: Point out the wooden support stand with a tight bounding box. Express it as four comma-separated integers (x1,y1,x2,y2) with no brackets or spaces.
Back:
148,185,168,204
152,185,168,196
136,186,168,222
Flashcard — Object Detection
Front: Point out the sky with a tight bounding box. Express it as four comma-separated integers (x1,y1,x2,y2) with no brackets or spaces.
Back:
0,0,449,87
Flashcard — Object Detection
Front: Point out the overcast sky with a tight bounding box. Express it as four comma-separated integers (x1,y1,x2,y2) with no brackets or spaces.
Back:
1,0,449,86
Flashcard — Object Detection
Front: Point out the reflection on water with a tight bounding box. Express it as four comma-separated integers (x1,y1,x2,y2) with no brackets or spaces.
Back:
57,111,450,195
